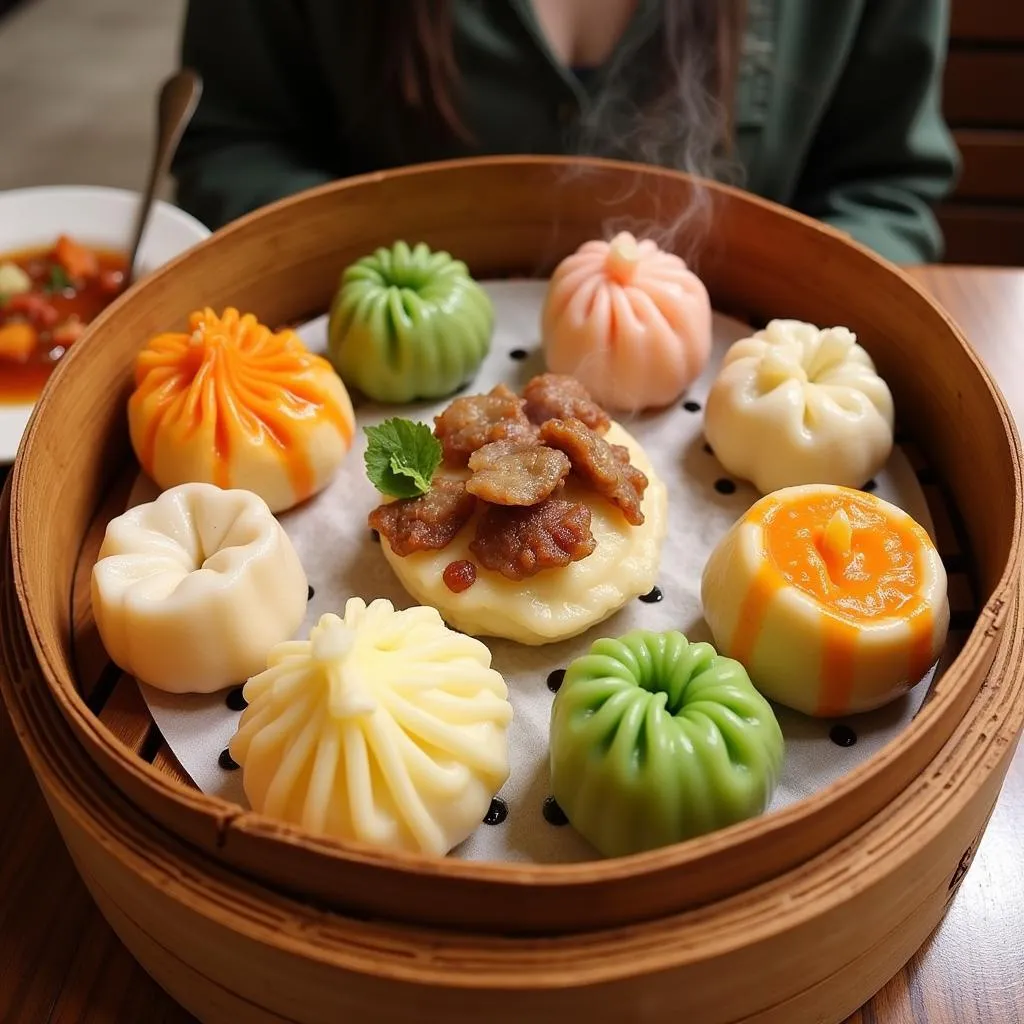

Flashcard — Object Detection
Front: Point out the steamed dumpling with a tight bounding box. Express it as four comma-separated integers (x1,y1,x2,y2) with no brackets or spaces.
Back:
91,483,308,693
328,241,493,403
230,599,513,856
550,629,784,857
704,319,894,494
129,308,355,513
701,485,948,716
376,423,668,645
542,232,712,411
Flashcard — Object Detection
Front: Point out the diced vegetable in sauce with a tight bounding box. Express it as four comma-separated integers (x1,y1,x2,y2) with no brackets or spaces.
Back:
0,235,126,403
0,262,31,302
54,234,100,281
0,323,38,362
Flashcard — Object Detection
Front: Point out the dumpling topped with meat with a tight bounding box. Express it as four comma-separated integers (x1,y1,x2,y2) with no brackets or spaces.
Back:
366,375,668,645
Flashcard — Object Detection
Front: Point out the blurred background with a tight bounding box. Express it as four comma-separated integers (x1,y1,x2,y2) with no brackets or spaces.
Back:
0,0,1021,264
0,0,182,196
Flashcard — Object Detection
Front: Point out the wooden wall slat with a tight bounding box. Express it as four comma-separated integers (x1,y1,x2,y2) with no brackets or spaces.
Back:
937,204,1024,266
944,52,1024,128
943,0,1024,265
953,131,1024,201
951,0,1024,43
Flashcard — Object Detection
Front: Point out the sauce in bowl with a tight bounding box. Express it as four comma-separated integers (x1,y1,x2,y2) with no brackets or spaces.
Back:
0,235,127,404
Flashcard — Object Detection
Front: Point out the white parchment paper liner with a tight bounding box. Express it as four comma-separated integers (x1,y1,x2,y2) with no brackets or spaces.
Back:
131,281,935,863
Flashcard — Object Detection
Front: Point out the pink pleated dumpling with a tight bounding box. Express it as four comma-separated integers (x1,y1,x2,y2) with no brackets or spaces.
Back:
541,232,712,411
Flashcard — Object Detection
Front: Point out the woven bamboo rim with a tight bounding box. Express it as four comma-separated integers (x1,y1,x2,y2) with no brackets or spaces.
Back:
7,157,1023,934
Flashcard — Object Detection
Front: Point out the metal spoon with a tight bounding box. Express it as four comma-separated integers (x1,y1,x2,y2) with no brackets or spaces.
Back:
122,68,203,289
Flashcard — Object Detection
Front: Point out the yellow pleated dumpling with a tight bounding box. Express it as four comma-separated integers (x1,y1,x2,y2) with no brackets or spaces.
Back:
229,598,513,856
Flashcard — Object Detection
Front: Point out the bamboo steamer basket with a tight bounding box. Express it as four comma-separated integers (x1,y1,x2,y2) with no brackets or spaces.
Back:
1,156,1023,1017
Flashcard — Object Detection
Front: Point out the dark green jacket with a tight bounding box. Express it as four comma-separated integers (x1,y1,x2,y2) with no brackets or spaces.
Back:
174,0,959,264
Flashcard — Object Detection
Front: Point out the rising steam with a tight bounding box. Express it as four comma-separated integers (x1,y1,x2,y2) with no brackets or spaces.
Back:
565,1,747,267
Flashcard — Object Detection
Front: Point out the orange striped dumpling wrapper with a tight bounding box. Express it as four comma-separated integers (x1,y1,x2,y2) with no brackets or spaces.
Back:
700,485,948,717
129,308,355,513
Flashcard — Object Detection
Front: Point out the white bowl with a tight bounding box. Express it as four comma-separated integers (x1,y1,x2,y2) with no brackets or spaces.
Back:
0,186,210,463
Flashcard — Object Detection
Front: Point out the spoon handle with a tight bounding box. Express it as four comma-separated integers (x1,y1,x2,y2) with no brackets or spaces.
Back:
125,69,204,284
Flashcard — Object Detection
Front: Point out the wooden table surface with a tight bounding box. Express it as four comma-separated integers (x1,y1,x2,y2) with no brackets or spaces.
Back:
1,264,1022,1024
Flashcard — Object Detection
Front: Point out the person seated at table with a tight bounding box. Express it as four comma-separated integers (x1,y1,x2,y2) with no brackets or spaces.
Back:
172,0,959,265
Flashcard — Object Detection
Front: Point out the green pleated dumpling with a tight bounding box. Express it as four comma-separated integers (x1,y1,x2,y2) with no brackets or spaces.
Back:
549,629,784,858
327,241,494,403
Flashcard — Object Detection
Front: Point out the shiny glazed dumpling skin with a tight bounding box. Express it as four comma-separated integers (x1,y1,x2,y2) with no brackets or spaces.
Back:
230,598,513,856
378,422,668,645
327,241,494,403
91,483,308,694
703,319,894,494
701,485,949,717
129,308,355,514
549,629,784,858
541,232,711,412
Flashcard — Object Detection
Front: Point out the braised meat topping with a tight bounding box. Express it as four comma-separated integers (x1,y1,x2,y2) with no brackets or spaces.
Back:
368,478,476,556
466,439,570,506
523,374,611,433
433,384,538,466
469,498,596,581
540,418,648,525
374,378,649,578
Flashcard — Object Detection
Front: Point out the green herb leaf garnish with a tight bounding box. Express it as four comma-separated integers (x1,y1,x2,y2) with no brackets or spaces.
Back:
364,418,443,499
44,264,72,294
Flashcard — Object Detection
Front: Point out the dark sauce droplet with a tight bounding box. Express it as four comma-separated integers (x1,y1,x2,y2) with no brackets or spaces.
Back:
639,586,663,604
829,724,858,748
483,797,508,826
542,796,569,826
225,687,248,712
509,348,529,361
307,584,315,601
862,479,878,493
714,478,737,495
443,559,477,593
547,668,566,693
218,748,240,771
683,400,701,413
371,529,380,543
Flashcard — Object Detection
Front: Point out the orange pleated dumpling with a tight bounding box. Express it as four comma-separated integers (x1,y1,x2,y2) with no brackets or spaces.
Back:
129,308,355,513
542,232,712,412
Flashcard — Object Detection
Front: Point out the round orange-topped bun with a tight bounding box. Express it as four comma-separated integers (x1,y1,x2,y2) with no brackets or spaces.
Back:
701,485,949,717
129,308,354,513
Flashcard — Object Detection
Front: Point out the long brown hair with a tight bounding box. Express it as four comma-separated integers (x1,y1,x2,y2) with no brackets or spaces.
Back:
377,0,748,170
